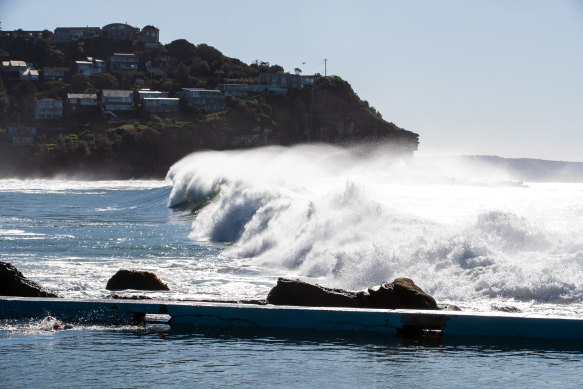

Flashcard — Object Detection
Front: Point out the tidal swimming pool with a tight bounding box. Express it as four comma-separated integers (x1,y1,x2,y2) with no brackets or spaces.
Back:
1,325,582,388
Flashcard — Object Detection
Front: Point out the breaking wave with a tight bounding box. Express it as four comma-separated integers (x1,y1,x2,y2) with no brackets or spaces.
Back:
167,145,583,309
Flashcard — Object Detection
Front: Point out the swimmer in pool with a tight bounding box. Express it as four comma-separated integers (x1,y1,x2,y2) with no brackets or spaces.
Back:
40,316,73,330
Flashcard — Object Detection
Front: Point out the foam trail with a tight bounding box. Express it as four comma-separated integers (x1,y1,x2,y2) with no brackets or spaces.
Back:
167,145,583,310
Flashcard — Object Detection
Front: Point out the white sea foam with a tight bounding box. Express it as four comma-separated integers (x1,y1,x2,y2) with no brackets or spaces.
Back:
0,179,169,193
167,145,583,311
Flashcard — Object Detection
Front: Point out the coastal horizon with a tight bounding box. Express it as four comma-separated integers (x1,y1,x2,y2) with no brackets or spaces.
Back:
2,1,582,387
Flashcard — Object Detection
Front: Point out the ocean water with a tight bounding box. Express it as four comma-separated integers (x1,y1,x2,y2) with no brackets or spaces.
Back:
2,145,583,386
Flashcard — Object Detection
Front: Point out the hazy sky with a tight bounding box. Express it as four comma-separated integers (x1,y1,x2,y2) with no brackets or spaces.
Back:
2,0,582,161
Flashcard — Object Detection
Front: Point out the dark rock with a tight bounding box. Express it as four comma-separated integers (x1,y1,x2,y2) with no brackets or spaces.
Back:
106,270,169,291
491,304,521,313
368,278,438,310
266,278,363,308
109,294,153,300
0,261,59,297
266,277,438,310
439,304,462,311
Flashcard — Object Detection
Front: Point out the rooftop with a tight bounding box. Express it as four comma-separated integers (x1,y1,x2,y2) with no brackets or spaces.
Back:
67,93,98,99
2,60,28,68
102,89,133,98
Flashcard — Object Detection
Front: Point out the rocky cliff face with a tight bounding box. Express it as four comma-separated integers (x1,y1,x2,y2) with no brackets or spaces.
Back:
268,80,419,156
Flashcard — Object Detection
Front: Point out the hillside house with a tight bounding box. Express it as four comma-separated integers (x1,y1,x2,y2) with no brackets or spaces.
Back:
34,98,63,120
256,72,318,94
1,60,39,82
136,89,169,101
216,84,260,98
109,53,139,73
180,88,226,112
66,93,98,116
43,67,67,81
102,23,140,40
1,30,44,38
143,97,180,113
75,57,106,76
258,72,302,89
53,27,101,42
101,90,134,111
138,25,161,49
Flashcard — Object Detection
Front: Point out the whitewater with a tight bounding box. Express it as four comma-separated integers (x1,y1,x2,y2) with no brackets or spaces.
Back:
2,144,583,316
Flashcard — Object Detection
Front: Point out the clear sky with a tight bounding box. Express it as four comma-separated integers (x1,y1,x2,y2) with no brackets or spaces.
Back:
2,0,582,161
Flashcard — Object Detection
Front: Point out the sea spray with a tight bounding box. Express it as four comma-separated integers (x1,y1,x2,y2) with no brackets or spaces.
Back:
167,145,583,310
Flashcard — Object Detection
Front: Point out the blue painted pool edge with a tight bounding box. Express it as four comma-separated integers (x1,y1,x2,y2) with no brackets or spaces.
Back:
1,297,582,340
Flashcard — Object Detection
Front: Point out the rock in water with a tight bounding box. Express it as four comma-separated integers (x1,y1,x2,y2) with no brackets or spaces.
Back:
266,278,368,308
0,261,59,297
266,277,438,310
106,270,169,291
368,278,438,310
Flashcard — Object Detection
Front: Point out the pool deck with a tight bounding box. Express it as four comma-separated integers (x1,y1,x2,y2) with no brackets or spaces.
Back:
1,296,582,340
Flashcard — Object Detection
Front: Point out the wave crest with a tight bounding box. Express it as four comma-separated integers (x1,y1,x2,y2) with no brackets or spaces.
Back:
167,146,583,306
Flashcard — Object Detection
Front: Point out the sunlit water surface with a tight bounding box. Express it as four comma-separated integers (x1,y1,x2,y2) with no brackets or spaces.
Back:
2,146,583,386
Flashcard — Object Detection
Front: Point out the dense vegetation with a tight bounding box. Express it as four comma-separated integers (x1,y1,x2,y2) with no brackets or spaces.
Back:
0,31,418,178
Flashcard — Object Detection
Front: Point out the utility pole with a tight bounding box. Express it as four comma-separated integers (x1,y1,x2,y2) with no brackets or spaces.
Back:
324,58,327,77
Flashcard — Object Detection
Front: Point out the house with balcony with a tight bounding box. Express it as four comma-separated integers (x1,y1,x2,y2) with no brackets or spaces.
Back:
101,90,134,111
1,60,39,82
34,98,63,120
143,97,180,113
216,84,261,98
136,89,169,101
75,57,106,76
180,88,226,112
102,23,140,40
258,71,302,89
53,27,101,42
66,93,98,116
109,53,139,73
1,30,44,38
257,71,318,94
43,67,67,82
138,25,161,49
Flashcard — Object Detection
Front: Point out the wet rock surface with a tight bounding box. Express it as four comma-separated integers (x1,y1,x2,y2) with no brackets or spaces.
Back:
367,278,438,310
266,278,366,308
106,270,170,291
267,277,439,310
0,261,59,297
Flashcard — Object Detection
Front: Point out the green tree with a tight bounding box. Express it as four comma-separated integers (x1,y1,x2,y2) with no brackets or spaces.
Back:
14,80,37,120
190,57,211,77
70,73,92,93
165,39,197,63
91,73,119,90
0,80,9,124
175,63,190,85
39,81,68,100
195,44,224,63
